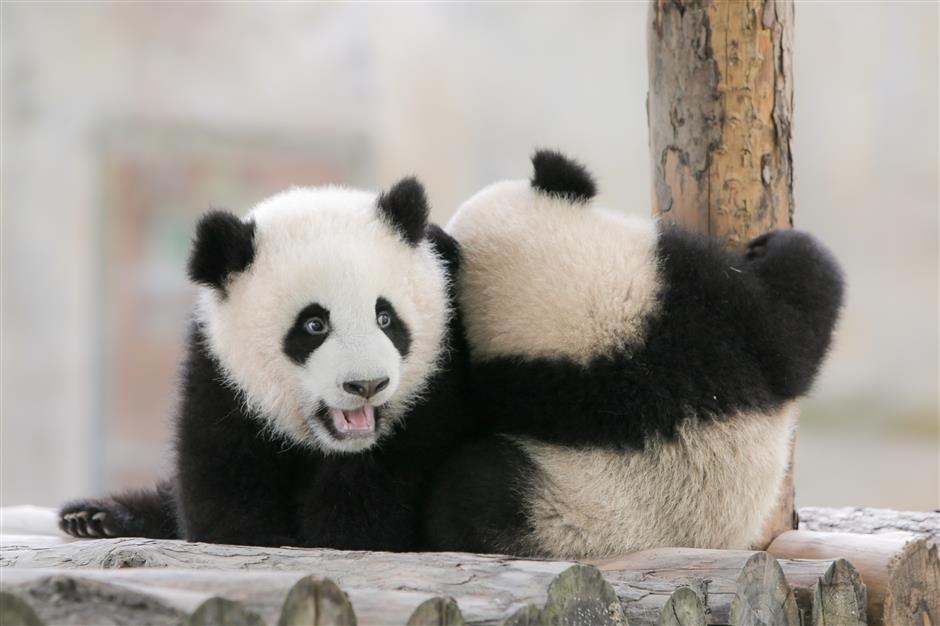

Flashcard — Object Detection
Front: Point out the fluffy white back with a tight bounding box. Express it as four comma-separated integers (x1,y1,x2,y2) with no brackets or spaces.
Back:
447,181,661,365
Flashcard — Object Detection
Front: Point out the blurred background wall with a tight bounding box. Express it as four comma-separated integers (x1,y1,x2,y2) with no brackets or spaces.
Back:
2,3,937,510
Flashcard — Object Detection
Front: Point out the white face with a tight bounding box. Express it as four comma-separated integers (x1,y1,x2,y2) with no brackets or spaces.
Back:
196,187,450,453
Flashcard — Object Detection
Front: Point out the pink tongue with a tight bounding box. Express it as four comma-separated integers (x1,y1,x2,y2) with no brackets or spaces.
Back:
342,405,374,431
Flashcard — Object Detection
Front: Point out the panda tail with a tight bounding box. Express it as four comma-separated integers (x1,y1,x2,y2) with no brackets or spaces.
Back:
58,479,179,540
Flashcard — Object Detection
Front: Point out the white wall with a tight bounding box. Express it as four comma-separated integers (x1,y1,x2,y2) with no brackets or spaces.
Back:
2,2,937,508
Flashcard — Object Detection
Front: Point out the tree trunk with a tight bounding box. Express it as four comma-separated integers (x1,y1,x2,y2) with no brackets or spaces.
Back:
647,0,797,548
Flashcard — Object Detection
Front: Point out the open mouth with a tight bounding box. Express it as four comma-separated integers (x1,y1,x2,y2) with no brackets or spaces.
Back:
327,405,376,439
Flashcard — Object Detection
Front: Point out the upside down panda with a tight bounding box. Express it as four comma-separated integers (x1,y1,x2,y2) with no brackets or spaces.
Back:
60,178,469,550
424,151,844,559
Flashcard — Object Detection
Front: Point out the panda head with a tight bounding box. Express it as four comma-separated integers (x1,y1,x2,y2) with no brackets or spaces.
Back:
447,149,662,365
190,178,450,454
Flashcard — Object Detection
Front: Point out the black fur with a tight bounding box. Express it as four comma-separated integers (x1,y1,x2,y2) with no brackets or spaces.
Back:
422,436,537,555
187,211,256,291
283,303,332,365
530,150,596,202
377,177,430,246
376,297,411,357
424,226,844,553
425,224,460,277
60,222,474,551
461,227,842,448
58,481,176,539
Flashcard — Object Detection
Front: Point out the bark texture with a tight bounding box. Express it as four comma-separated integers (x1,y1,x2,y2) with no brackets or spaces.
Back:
647,0,797,549
799,506,940,546
648,0,794,247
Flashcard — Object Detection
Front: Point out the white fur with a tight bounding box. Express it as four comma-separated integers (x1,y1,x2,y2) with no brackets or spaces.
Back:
516,404,798,559
196,186,450,453
447,181,661,365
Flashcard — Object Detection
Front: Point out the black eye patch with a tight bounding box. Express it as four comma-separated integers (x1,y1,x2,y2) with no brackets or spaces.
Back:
283,303,331,365
376,297,411,358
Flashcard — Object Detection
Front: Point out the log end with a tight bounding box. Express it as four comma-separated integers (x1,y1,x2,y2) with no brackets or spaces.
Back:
884,538,940,626
730,552,800,626
185,597,264,626
0,591,44,626
405,596,465,626
813,558,867,626
657,587,705,626
277,576,357,626
542,564,625,626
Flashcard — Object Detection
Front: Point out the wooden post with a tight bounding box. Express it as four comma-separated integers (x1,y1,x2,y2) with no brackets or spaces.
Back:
647,0,797,546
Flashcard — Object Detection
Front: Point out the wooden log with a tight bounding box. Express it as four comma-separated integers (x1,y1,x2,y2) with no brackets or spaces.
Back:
768,529,940,626
277,576,357,626
0,566,630,626
729,552,799,626
503,605,545,626
592,547,869,626
812,560,867,626
647,0,798,549
0,591,44,626
489,565,626,626
406,597,465,626
777,558,866,626
538,565,625,625
3,573,188,625
0,537,876,625
657,588,705,626
799,507,940,546
592,548,802,625
185,597,264,626
0,537,574,623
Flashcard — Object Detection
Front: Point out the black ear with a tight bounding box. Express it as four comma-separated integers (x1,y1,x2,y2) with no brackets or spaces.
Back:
426,224,461,278
530,149,597,202
377,177,430,246
187,210,256,290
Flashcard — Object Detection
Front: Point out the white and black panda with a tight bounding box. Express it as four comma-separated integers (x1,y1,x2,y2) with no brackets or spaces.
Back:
424,151,844,559
60,178,470,550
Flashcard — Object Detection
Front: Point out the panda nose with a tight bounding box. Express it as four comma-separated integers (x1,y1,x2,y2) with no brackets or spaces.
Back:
342,377,390,399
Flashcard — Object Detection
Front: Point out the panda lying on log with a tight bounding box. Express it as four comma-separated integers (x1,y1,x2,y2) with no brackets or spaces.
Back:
424,151,844,559
60,180,471,550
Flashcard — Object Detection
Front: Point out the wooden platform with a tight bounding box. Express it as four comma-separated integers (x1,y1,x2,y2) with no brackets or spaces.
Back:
1,506,937,625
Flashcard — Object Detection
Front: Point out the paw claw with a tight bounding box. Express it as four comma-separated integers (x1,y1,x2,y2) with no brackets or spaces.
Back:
90,512,113,537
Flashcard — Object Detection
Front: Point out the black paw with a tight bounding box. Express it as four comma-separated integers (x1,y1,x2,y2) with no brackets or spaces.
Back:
744,231,780,260
59,500,124,538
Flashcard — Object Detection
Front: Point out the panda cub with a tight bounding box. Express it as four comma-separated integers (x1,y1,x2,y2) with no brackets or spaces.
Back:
60,178,468,550
425,151,844,559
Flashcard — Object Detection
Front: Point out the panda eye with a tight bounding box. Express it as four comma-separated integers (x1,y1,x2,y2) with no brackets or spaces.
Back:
376,311,392,329
303,317,329,335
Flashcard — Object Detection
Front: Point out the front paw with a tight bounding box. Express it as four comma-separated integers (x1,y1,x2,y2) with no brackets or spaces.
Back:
59,499,126,538
744,230,783,260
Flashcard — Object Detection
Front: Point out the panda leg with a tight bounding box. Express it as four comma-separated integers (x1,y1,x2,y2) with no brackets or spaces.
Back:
423,435,538,556
59,479,178,539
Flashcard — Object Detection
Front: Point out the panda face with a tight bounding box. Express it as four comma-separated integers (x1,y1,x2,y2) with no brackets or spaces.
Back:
192,183,450,453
